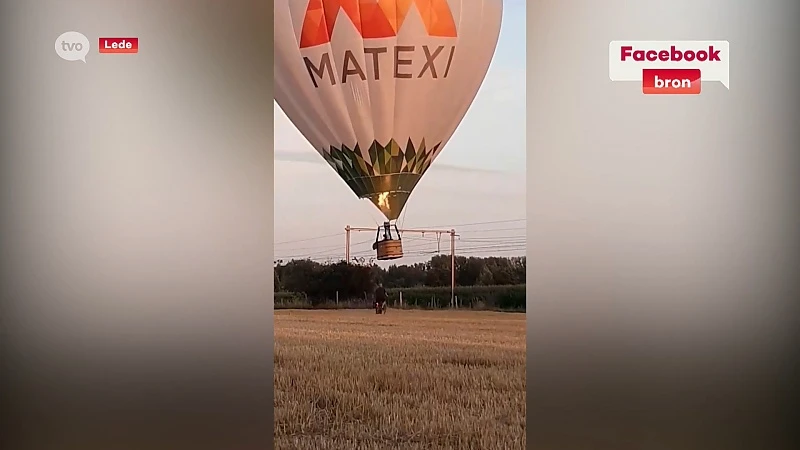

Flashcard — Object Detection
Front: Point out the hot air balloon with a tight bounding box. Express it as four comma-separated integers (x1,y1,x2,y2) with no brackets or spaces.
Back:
274,0,503,260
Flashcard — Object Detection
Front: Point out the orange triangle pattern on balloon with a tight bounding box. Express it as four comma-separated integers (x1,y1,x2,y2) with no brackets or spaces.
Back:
299,0,457,49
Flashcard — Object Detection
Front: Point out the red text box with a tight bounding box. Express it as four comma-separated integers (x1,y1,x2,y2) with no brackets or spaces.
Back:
98,37,139,54
642,68,701,95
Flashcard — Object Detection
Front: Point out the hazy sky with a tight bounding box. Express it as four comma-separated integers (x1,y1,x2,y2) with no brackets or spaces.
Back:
274,0,526,265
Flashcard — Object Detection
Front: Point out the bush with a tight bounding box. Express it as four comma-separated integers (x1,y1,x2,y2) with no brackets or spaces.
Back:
274,291,369,309
274,285,526,311
387,285,525,311
274,291,308,309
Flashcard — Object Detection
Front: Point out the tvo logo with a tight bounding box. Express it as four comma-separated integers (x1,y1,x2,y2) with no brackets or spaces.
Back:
55,31,90,62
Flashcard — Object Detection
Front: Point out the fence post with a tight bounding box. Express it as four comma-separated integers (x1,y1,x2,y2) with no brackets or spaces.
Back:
335,291,339,306
399,291,403,307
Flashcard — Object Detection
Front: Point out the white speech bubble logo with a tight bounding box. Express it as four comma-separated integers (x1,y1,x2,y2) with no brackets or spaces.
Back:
609,40,729,89
55,31,90,62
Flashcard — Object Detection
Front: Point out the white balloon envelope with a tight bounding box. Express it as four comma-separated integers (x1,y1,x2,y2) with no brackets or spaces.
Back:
275,0,503,220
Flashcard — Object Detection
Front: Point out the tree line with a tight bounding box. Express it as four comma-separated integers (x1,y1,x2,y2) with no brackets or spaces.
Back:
274,254,525,310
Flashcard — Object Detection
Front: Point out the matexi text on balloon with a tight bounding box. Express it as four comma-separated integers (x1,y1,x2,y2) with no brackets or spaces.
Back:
303,45,456,88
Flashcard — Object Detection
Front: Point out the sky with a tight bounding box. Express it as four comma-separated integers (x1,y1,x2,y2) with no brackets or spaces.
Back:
274,0,526,265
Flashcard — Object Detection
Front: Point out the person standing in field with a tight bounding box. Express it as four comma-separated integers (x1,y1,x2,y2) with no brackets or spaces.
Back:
374,282,387,312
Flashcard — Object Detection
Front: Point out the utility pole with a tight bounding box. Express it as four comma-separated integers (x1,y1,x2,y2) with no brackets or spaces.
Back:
450,229,456,308
345,225,458,308
345,225,351,261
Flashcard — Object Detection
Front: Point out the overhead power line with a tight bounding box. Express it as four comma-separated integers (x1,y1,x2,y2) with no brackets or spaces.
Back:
274,232,342,246
274,220,527,262
411,218,525,229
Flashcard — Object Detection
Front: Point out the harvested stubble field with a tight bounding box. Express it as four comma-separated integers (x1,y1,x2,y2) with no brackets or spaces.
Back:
274,309,526,449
